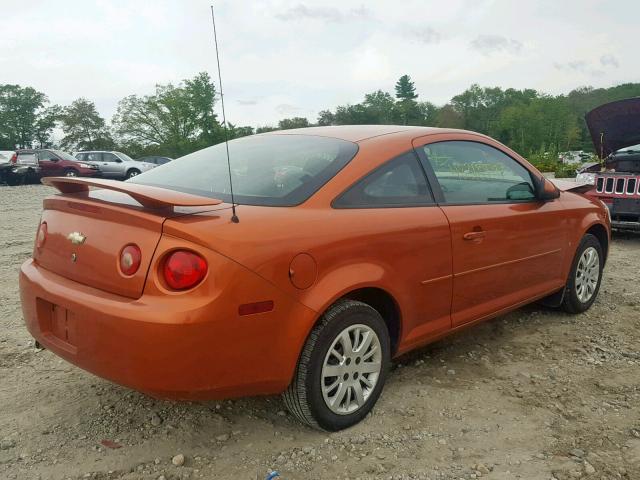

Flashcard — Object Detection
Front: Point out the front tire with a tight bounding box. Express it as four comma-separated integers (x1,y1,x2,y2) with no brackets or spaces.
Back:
561,234,603,313
283,299,390,431
64,168,78,177
126,169,141,180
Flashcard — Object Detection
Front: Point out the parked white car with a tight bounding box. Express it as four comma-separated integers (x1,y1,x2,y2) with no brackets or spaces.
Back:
74,151,157,180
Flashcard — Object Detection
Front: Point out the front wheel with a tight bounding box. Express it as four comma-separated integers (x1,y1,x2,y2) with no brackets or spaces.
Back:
561,234,604,313
283,299,390,431
126,169,141,179
64,168,79,177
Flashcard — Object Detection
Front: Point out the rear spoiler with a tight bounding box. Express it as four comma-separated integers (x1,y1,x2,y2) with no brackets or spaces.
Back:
42,177,222,209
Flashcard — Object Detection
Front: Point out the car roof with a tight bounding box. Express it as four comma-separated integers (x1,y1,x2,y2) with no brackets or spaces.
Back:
262,125,472,143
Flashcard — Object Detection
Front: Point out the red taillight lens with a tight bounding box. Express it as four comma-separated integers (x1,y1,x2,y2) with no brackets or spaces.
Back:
119,244,141,276
163,250,208,290
36,222,47,249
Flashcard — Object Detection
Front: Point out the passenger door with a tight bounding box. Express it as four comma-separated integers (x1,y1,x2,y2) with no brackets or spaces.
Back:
333,151,453,348
97,153,122,179
37,150,63,177
414,137,568,327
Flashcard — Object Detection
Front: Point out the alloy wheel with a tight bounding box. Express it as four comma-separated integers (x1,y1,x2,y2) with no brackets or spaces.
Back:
321,324,382,415
575,246,599,303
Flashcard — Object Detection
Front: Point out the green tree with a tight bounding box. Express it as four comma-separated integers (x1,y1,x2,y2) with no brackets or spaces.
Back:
394,75,419,125
278,117,310,130
395,75,418,101
0,84,48,149
33,105,61,148
317,110,335,126
112,72,225,158
59,98,114,151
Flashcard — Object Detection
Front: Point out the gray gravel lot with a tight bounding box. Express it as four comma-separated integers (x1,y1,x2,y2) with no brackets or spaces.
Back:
1,184,639,480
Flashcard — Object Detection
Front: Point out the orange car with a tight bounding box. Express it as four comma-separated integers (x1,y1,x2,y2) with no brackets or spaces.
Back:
20,126,610,431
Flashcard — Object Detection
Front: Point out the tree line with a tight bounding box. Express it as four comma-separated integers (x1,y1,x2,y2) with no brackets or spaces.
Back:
1,72,639,161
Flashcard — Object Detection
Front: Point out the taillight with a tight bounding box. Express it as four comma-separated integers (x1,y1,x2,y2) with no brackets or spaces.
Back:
36,222,47,249
119,244,141,276
163,250,208,290
10,153,17,164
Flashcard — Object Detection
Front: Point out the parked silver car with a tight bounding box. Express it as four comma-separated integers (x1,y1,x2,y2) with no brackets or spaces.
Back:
74,151,157,180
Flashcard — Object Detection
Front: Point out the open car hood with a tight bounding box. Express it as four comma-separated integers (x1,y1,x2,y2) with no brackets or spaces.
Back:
585,97,640,158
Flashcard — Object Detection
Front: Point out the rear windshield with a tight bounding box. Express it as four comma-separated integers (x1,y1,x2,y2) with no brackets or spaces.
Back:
17,153,37,165
129,134,358,206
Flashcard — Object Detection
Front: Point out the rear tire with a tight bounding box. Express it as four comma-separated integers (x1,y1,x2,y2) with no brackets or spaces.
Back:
561,234,603,313
283,299,390,431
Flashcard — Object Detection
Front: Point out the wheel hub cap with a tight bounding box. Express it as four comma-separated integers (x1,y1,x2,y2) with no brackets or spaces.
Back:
321,324,382,415
575,246,599,303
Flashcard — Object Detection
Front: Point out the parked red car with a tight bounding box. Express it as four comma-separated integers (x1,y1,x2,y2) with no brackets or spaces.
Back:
15,149,100,179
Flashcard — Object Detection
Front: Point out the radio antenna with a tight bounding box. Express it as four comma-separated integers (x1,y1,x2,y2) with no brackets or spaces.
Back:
210,4,239,223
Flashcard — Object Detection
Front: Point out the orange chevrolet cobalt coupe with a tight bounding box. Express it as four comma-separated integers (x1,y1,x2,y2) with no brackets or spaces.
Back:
20,126,610,430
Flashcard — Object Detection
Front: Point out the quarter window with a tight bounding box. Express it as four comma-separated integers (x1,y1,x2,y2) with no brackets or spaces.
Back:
333,152,433,207
421,141,536,204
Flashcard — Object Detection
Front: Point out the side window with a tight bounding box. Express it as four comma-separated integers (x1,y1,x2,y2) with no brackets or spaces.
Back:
76,153,86,161
102,153,118,162
85,152,102,162
422,141,536,204
38,151,57,161
334,152,433,208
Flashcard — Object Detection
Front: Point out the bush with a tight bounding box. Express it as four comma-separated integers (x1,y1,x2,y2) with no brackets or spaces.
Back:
554,163,577,178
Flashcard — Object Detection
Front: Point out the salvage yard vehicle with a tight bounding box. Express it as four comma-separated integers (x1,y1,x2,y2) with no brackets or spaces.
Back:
75,150,157,180
2,150,41,185
20,125,610,431
28,149,100,178
585,98,640,231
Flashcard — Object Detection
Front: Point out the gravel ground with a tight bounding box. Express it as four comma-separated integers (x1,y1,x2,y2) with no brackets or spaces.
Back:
1,184,639,480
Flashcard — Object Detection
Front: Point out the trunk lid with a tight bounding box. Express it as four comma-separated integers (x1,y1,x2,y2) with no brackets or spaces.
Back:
585,97,640,158
35,178,225,299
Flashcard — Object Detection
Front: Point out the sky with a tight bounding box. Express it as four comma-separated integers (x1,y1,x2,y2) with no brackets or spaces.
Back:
1,0,638,128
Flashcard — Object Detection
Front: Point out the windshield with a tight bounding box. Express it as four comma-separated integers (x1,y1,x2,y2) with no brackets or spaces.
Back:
129,134,358,206
51,150,80,161
115,152,134,162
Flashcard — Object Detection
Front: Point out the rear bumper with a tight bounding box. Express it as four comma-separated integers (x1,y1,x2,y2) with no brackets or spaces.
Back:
20,258,317,400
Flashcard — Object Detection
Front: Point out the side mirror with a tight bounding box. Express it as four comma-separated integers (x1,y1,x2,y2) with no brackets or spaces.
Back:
114,158,123,163
50,157,59,162
535,176,560,201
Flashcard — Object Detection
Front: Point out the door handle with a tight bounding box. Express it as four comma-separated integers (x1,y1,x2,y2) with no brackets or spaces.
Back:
463,231,486,241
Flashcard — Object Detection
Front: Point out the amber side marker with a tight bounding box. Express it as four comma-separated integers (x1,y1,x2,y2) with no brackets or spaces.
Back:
238,301,275,316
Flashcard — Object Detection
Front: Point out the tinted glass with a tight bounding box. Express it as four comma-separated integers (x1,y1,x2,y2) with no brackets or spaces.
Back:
102,153,119,162
38,151,58,161
334,152,432,207
129,135,358,206
422,141,536,203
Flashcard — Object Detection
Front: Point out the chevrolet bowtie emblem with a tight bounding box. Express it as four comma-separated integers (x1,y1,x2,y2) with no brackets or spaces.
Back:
67,232,86,245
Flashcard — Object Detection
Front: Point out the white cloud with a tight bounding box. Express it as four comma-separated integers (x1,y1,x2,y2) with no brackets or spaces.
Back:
0,0,637,127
